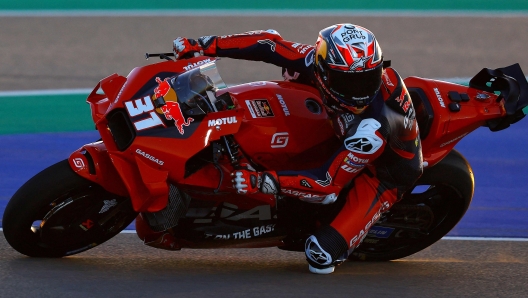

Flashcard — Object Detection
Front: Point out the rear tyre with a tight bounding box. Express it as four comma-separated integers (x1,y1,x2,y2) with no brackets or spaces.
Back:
2,160,137,257
348,149,474,262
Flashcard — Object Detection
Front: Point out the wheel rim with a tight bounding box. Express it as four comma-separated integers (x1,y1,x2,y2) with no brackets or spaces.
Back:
29,185,136,255
351,184,465,259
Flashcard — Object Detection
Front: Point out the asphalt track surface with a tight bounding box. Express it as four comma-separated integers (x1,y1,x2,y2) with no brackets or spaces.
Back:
0,231,526,297
1,15,528,297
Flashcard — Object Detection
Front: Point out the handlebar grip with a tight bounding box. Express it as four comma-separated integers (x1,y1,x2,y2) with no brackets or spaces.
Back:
145,52,175,60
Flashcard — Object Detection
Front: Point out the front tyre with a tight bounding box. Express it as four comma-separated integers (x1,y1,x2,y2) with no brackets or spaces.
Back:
2,160,137,257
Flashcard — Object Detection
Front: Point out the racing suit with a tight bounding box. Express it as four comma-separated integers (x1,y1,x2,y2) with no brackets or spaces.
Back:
178,30,423,270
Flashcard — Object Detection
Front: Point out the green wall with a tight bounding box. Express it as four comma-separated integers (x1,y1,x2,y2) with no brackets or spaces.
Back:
1,0,527,11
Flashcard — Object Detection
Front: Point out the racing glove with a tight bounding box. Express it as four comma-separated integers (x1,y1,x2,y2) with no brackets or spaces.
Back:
172,36,217,60
231,164,279,195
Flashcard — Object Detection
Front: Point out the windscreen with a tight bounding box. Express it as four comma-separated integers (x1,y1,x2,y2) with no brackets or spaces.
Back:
170,62,227,111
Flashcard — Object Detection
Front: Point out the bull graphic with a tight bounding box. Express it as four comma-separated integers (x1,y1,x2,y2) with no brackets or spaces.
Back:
154,77,194,135
154,77,171,99
161,101,194,135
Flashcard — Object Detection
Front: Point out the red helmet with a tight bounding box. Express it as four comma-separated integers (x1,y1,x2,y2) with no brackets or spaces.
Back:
314,24,383,113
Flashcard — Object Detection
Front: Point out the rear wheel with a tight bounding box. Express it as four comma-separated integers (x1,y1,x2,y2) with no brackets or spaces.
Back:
348,149,474,261
2,160,137,257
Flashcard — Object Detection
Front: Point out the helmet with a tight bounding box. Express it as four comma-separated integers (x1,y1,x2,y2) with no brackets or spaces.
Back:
314,24,383,113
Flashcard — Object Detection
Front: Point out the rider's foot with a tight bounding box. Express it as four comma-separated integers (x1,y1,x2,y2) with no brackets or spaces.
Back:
308,265,335,274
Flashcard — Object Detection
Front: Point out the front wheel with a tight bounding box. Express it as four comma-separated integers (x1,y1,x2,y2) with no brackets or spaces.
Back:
2,159,138,257
348,149,474,262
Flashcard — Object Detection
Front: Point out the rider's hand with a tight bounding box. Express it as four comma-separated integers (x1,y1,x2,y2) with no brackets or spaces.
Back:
231,164,279,195
231,169,259,195
172,37,203,60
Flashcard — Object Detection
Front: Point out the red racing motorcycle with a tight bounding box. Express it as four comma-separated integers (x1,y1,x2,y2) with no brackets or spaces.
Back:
3,54,528,261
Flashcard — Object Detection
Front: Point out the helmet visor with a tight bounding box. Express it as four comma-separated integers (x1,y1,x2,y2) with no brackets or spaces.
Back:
326,65,383,107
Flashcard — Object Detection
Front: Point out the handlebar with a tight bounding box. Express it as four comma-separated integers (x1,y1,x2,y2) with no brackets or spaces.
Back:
145,52,202,61
145,52,175,61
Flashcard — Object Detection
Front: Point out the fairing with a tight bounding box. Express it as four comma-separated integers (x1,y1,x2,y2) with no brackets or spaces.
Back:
77,57,338,213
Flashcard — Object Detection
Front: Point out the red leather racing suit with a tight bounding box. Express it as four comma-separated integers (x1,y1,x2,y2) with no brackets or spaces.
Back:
193,30,423,264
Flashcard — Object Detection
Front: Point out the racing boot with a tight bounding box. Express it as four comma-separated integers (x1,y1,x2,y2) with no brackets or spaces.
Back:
305,225,349,274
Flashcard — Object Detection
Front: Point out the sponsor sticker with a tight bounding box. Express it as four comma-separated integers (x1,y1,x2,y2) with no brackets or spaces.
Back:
276,94,290,116
305,48,315,66
367,226,395,239
204,224,276,240
245,99,274,118
207,116,238,127
136,149,164,166
183,58,212,71
271,132,289,148
99,199,118,214
433,88,446,108
73,158,85,168
79,219,94,231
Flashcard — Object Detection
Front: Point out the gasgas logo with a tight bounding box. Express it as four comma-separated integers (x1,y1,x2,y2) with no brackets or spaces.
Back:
136,149,164,166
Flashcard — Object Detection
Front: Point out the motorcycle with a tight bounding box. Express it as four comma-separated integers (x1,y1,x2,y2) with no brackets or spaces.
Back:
3,52,528,262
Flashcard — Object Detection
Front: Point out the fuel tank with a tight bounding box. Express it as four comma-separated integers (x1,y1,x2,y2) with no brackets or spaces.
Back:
223,81,340,171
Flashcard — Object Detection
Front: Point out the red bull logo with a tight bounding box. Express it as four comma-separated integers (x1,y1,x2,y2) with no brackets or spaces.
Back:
153,76,194,135
262,102,271,114
154,77,171,99
161,101,194,135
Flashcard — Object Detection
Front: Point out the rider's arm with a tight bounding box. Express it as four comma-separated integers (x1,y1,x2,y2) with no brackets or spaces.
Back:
233,115,389,204
174,30,314,74
276,115,388,203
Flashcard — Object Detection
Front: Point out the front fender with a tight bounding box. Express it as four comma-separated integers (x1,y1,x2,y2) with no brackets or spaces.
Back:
68,141,129,198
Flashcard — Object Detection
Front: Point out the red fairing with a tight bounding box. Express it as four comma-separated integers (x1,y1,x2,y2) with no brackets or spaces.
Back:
226,81,339,171
81,56,339,213
68,142,128,198
403,76,504,167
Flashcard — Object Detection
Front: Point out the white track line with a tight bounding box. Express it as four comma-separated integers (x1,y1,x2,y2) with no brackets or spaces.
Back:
0,228,526,240
442,236,528,242
0,9,527,17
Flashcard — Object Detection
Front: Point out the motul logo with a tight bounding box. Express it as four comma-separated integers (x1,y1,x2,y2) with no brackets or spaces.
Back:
183,58,212,71
433,88,446,108
276,94,290,116
208,116,238,127
347,152,369,164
